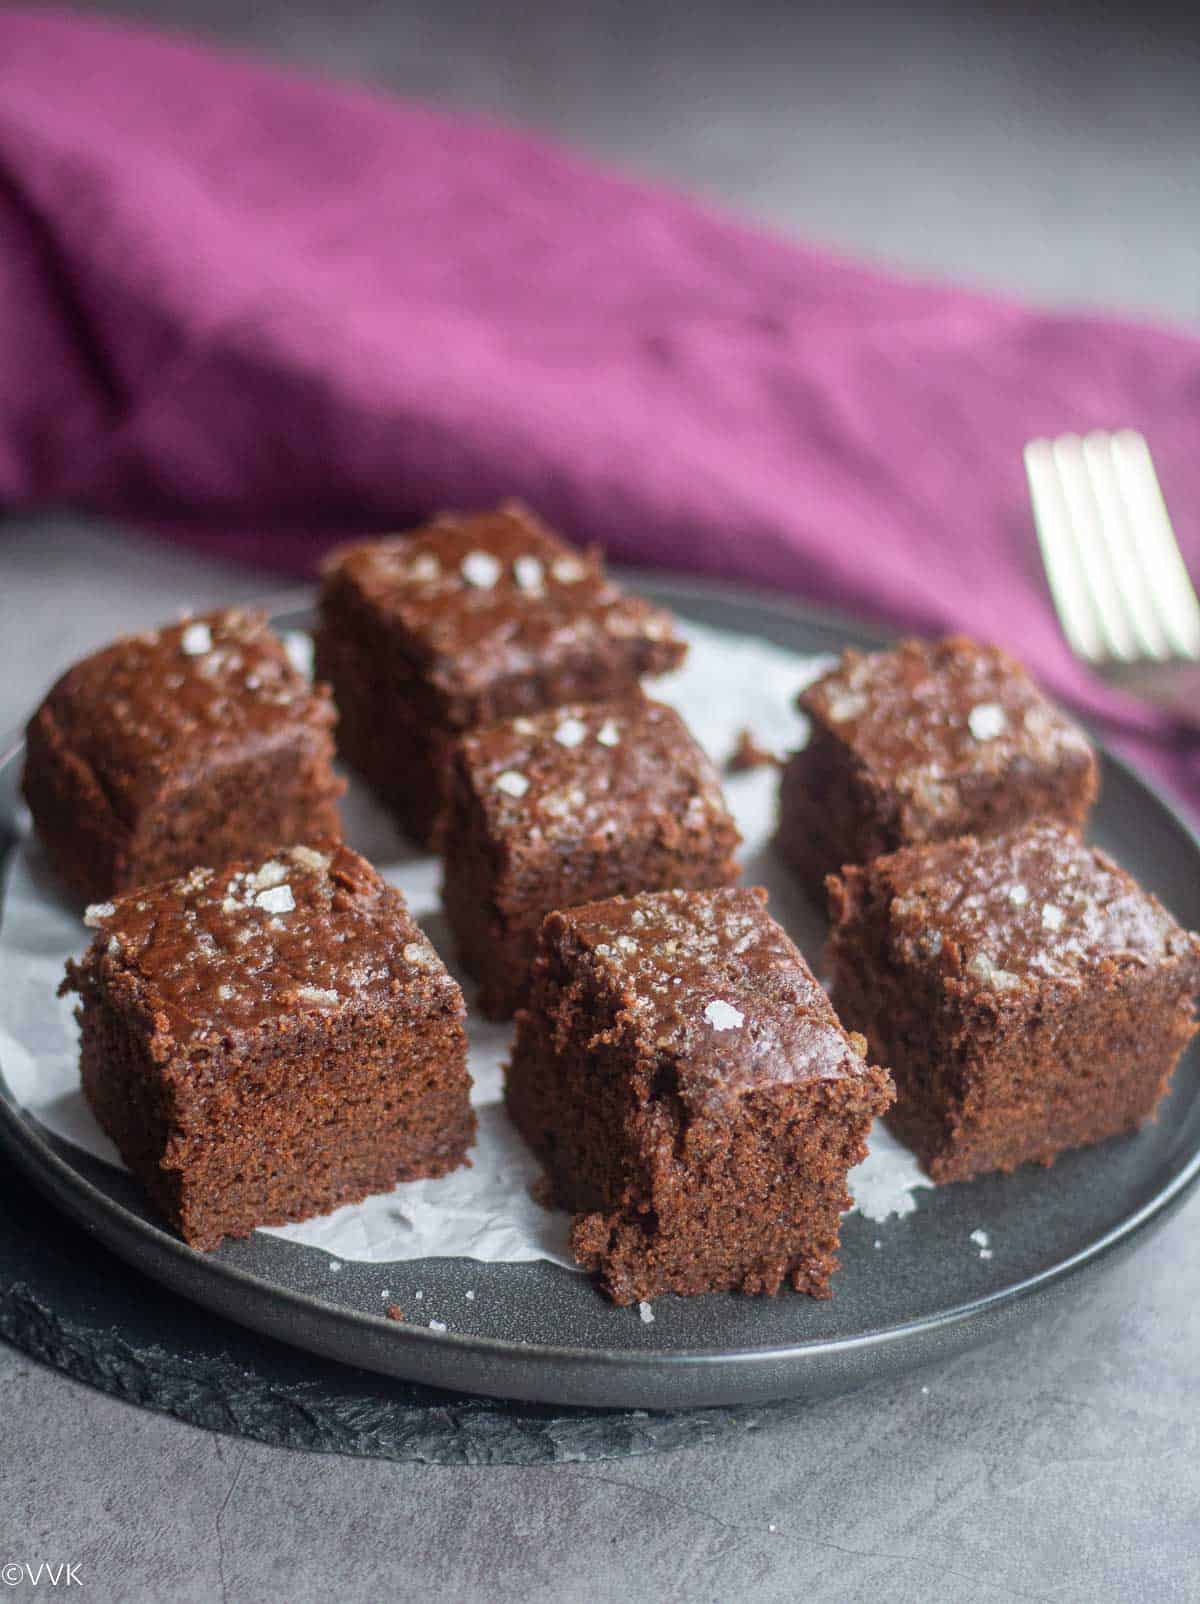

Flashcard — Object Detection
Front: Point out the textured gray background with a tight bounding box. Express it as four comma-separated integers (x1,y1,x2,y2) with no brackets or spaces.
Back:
4,1,1200,1599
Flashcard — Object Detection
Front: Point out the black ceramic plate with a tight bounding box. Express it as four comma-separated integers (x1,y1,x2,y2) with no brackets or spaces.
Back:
2,579,1199,1411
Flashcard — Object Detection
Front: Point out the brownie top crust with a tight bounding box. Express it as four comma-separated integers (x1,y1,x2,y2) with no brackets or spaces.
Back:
321,503,685,696
33,608,334,822
71,844,461,1054
802,635,1093,818
547,886,875,1100
854,822,1200,995
456,696,739,850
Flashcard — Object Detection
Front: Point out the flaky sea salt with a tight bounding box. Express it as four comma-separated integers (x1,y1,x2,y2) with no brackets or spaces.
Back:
255,884,295,914
1041,903,1065,931
495,770,530,798
296,986,339,1007
217,985,234,1002
83,902,115,927
428,1319,447,1333
970,1228,990,1248
252,860,288,890
513,555,544,593
408,553,440,583
465,1290,476,1300
825,687,868,723
1008,884,1029,907
704,999,745,1031
552,555,587,584
596,719,621,747
967,952,1019,990
180,621,213,656
638,1301,654,1325
282,630,313,678
968,702,1007,741
289,846,330,872
403,942,431,966
460,551,502,588
554,717,587,749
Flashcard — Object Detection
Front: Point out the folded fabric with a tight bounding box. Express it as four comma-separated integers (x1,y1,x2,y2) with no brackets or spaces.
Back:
3,11,1200,809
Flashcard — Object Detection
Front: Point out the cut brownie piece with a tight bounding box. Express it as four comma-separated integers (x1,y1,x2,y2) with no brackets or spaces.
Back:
61,843,473,1250
315,502,687,846
776,635,1098,902
442,696,742,1019
23,608,344,902
507,886,893,1304
827,822,1200,1183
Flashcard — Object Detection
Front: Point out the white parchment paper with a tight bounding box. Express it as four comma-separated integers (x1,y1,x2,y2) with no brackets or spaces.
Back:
0,618,930,1268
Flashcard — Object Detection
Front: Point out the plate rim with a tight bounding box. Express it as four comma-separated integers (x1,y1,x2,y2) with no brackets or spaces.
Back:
3,573,1200,1402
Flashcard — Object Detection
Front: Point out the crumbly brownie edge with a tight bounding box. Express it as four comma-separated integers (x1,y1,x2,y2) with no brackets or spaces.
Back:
126,735,345,892
73,977,473,1251
314,599,448,847
776,730,900,905
22,700,133,903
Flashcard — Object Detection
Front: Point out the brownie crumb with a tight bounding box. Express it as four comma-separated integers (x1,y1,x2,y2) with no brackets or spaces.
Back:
385,1305,405,1322
727,727,778,773
529,1174,557,1209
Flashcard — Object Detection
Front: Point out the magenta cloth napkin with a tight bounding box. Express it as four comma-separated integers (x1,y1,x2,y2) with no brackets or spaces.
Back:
3,12,1200,809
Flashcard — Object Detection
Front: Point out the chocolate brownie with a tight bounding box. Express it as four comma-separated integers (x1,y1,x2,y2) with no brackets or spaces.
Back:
23,608,344,903
442,696,742,1019
62,843,473,1250
827,822,1200,1183
506,886,893,1304
776,636,1098,902
315,503,687,846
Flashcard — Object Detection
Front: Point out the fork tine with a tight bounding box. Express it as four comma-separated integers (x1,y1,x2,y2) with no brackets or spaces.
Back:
1049,434,1140,663
1080,432,1172,661
1025,439,1109,662
1109,431,1200,661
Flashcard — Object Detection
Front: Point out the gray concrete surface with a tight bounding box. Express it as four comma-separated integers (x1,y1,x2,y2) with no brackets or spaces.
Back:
5,1,1200,1598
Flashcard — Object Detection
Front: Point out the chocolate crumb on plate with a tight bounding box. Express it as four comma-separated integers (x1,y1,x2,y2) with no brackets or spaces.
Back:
726,727,778,773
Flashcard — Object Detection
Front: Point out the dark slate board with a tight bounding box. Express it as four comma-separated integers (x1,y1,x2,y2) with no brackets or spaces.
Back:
0,1163,820,1464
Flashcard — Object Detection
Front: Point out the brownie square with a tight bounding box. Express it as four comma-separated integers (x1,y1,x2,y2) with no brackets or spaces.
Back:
507,886,893,1304
827,822,1200,1183
776,635,1098,901
315,502,687,846
23,608,344,903
62,843,473,1250
442,696,742,1019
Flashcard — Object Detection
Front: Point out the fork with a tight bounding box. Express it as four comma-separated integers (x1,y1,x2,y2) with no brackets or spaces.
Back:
1024,429,1200,726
